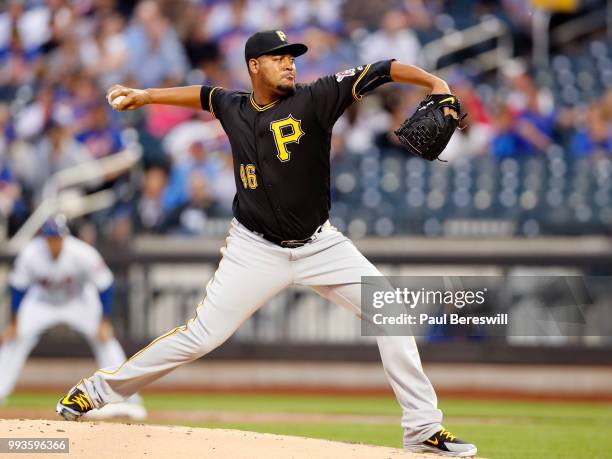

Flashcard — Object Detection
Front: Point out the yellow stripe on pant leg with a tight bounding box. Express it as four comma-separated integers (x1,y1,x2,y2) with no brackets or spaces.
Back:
95,327,183,376
94,236,230,378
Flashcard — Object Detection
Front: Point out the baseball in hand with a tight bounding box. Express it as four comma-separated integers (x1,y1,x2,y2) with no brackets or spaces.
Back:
111,95,126,109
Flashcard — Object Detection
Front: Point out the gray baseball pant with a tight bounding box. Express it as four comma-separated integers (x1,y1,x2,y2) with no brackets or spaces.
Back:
80,219,442,443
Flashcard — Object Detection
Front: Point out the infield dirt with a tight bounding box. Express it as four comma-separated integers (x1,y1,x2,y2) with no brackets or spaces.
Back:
0,419,476,458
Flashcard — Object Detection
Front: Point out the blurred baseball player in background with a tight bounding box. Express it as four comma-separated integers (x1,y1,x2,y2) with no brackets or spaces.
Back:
57,30,476,456
0,215,146,420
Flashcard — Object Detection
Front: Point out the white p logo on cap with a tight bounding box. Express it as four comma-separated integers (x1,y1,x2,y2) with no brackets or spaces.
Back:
276,31,287,41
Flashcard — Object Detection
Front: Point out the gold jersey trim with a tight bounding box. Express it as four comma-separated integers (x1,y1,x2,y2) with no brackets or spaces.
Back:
209,86,221,118
250,93,279,111
352,64,372,101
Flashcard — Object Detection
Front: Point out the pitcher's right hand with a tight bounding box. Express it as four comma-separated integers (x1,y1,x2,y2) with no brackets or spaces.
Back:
106,85,152,111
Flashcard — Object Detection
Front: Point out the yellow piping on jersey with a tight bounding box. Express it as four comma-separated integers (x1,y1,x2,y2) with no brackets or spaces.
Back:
352,64,372,101
250,93,278,111
209,86,221,118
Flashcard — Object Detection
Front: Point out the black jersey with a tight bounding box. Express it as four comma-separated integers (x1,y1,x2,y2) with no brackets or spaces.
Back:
200,59,394,243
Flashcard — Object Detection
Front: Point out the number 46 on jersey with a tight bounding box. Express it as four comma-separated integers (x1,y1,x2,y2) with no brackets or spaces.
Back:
240,164,257,189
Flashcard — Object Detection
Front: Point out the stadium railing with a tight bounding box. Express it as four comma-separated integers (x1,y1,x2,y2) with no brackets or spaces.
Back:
7,147,142,252
422,16,513,73
1,233,610,364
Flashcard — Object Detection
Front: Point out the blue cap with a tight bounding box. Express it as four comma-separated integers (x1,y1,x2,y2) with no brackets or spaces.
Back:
41,215,69,237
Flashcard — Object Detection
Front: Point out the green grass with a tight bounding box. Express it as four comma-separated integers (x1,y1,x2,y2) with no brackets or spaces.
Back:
144,393,403,415
6,392,612,459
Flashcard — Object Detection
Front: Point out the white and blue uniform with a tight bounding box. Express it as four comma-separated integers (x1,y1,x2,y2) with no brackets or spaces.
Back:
0,233,144,418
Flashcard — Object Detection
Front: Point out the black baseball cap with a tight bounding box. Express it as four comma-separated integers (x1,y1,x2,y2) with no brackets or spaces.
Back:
244,30,308,62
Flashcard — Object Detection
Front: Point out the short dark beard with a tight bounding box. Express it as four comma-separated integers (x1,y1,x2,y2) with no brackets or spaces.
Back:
276,84,296,96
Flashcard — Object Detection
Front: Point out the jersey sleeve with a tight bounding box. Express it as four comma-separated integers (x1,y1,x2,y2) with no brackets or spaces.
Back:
80,245,114,291
200,85,228,120
309,59,395,128
8,249,33,290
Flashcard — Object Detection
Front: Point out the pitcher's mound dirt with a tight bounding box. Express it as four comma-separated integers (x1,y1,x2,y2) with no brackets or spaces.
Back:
0,419,457,458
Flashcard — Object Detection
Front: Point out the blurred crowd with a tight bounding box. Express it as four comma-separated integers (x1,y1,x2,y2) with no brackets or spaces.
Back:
0,0,610,243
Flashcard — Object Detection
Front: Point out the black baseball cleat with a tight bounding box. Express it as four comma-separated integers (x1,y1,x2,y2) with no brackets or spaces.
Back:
404,428,477,457
56,386,94,421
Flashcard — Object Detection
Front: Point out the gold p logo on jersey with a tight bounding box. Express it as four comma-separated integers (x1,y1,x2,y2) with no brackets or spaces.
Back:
276,31,287,41
270,115,305,162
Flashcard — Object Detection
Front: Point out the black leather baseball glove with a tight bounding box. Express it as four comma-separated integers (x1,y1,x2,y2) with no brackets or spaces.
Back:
394,94,466,161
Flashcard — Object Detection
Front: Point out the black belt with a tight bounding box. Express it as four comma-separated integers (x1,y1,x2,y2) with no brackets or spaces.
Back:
241,221,325,248
270,225,325,248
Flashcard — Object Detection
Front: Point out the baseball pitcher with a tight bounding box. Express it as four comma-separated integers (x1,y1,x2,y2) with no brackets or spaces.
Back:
57,31,475,456
0,216,146,420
